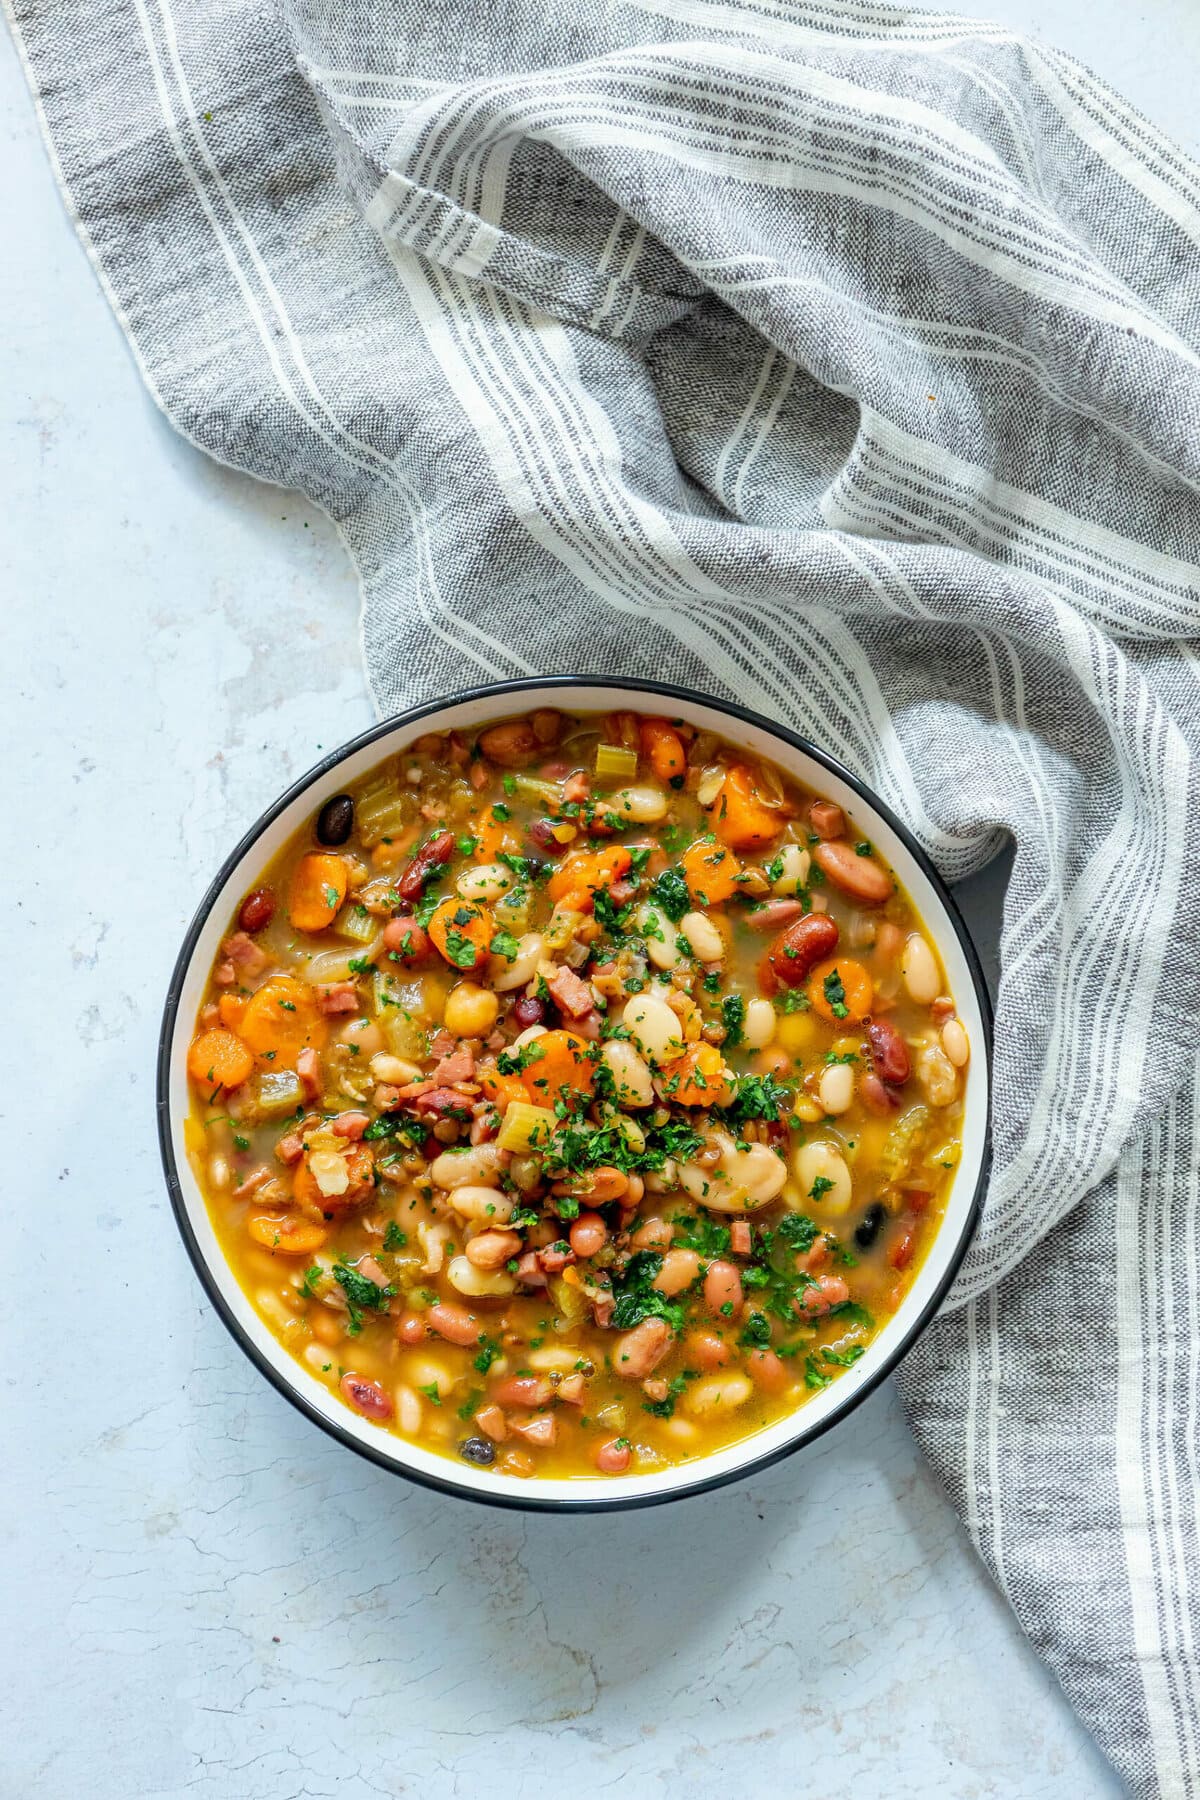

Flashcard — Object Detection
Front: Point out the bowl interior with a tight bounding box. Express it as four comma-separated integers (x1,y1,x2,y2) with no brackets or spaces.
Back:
162,680,990,1509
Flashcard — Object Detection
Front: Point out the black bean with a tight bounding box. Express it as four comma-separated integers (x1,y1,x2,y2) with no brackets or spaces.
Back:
316,793,354,846
458,1436,496,1467
854,1201,887,1251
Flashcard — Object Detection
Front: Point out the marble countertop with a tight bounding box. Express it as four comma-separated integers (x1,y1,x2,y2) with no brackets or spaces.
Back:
7,2,1197,1793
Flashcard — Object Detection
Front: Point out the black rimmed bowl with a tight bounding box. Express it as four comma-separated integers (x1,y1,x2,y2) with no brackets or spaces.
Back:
159,677,991,1511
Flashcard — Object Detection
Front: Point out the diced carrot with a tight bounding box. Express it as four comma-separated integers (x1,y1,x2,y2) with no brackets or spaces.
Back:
427,896,495,973
808,956,874,1024
476,1061,530,1110
247,1213,328,1255
640,717,686,785
681,836,742,904
658,1041,734,1107
187,1027,253,1093
288,852,349,932
711,765,785,852
473,804,519,863
546,845,632,903
218,993,247,1031
238,976,325,1068
521,1029,597,1104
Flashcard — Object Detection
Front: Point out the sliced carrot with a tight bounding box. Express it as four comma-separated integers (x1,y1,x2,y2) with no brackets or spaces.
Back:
247,1213,329,1255
476,1061,530,1111
217,993,247,1031
288,852,349,932
521,1030,597,1104
238,976,325,1068
187,1027,253,1093
681,836,742,905
808,956,874,1025
640,717,686,785
710,764,785,852
546,845,632,904
427,896,495,973
658,1042,734,1107
473,804,520,863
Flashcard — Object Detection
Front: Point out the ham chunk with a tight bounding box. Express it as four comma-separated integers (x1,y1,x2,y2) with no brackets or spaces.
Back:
315,981,359,1015
546,966,595,1020
222,932,270,979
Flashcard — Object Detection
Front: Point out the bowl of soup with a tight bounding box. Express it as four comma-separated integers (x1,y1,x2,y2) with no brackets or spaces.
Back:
159,678,991,1509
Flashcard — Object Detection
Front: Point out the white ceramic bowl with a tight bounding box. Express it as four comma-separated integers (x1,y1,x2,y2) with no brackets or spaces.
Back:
159,678,991,1511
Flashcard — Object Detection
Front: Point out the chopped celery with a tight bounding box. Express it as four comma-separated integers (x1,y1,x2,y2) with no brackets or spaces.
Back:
511,774,563,805
496,1101,558,1153
383,1010,426,1061
595,742,639,781
333,904,377,945
254,1069,305,1120
355,776,415,848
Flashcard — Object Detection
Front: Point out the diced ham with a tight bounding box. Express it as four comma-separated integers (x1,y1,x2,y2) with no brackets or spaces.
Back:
214,962,236,987
538,1243,576,1273
222,932,270,979
332,1111,370,1140
275,1130,305,1166
606,879,636,905
373,1084,402,1111
315,981,359,1015
515,1252,548,1288
427,1029,456,1058
434,1045,476,1085
296,1047,321,1103
232,1166,272,1199
730,1221,752,1256
400,1084,475,1118
547,965,595,1020
562,771,590,804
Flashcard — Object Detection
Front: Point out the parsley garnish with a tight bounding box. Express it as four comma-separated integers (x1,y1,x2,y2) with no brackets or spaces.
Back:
332,1260,394,1334
646,865,690,923
823,968,849,1019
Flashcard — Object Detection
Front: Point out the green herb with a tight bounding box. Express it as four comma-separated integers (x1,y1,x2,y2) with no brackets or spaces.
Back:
498,851,549,885
347,955,374,975
457,834,478,856
556,1195,581,1221
671,1213,732,1258
823,968,849,1019
418,1381,442,1406
821,1344,866,1368
809,1175,835,1202
646,865,690,923
804,1355,833,1390
824,1049,858,1065
363,1112,427,1146
382,1222,407,1252
854,841,873,856
611,1251,686,1334
496,1040,545,1076
279,999,297,1012
414,892,441,929
489,928,520,961
491,801,511,821
457,1388,483,1421
445,929,479,969
721,994,746,1048
719,1072,793,1125
332,1260,395,1334
503,774,516,795
739,1311,772,1348
774,1213,819,1254
232,1132,250,1152
298,1265,323,1298
642,1371,693,1419
473,1334,502,1374
323,885,339,909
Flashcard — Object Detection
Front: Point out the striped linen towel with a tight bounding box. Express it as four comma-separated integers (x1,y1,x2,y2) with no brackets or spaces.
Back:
9,0,1200,1788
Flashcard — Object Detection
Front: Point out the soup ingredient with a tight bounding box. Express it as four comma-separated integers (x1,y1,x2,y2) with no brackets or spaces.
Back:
289,853,349,931
187,1028,253,1094
316,794,355,846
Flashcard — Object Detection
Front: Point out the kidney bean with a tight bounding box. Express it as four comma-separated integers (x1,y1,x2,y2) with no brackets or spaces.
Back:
465,1229,522,1271
339,1374,393,1421
868,1018,911,1085
396,1312,427,1346
766,912,840,986
859,1070,902,1117
746,1348,789,1393
383,917,432,962
493,1376,555,1408
703,1260,744,1318
685,1328,734,1370
316,794,354,846
596,1438,631,1474
813,840,893,904
745,898,807,933
569,1212,608,1258
612,1316,672,1380
395,831,455,902
796,1273,850,1318
527,819,565,854
809,800,846,839
238,887,275,933
426,1301,480,1346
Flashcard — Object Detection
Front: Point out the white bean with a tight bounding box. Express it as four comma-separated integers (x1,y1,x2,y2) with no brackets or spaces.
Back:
445,1184,516,1224
680,910,724,963
370,1051,422,1085
512,1023,548,1049
818,1062,855,1115
429,1143,506,1189
395,1385,423,1435
743,997,776,1050
792,1141,853,1215
901,933,940,1004
918,1042,958,1108
680,1129,787,1212
636,902,683,971
526,1345,585,1374
207,1153,231,1191
447,1254,516,1299
771,843,811,895
607,784,670,824
941,1019,970,1068
457,861,515,902
303,1343,334,1373
625,994,686,1066
602,1038,655,1108
683,1374,753,1416
255,1286,301,1332
491,931,543,992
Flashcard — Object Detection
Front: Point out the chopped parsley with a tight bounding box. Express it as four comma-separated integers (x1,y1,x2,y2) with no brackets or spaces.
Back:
382,1222,408,1252
823,968,849,1019
473,1334,503,1375
646,865,690,923
489,928,521,961
332,1260,395,1334
611,1251,686,1334
721,994,746,1048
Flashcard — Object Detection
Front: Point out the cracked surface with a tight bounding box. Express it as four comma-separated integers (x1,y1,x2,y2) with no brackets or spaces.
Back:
1,18,1129,1798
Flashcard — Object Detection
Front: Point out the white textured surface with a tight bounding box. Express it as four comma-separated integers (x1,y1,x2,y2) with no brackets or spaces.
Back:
8,1,1198,1792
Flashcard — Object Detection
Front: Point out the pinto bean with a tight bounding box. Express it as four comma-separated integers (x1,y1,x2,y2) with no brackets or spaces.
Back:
426,1301,480,1346
596,1438,632,1474
238,887,275,933
612,1316,672,1380
685,1328,734,1370
868,1018,910,1085
796,1273,850,1318
339,1374,393,1421
813,840,892,904
396,1312,427,1346
478,720,539,767
765,912,839,986
703,1259,744,1318
492,1376,555,1408
746,1348,789,1393
382,916,432,962
465,1229,523,1270
631,1216,674,1251
746,898,807,933
653,1248,702,1297
569,1212,608,1258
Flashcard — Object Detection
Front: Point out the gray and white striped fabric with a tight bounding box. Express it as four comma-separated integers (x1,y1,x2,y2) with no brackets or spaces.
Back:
9,0,1199,1787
